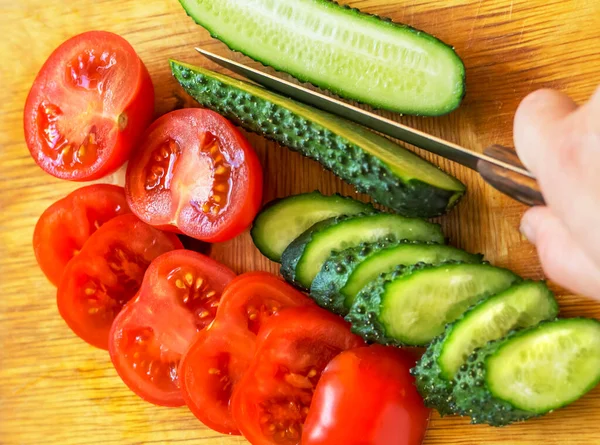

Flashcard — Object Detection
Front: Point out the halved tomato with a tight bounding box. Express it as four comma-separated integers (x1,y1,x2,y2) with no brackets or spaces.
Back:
57,214,182,349
24,31,154,181
125,109,263,242
34,184,131,286
109,250,236,407
179,272,313,434
231,307,365,445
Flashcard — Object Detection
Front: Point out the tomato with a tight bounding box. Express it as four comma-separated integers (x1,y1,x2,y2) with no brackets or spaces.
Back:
57,214,182,349
125,109,263,242
33,184,131,286
179,272,314,434
302,345,430,445
109,250,236,406
24,31,154,181
231,306,364,445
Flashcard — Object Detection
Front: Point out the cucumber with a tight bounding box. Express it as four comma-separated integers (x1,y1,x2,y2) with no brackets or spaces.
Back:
171,61,465,218
412,281,559,415
310,241,482,316
177,0,465,116
251,192,374,262
346,262,519,346
280,213,444,290
451,318,600,426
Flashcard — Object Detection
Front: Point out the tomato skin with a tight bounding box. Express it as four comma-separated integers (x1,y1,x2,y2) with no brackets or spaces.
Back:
125,108,263,242
33,184,131,286
179,272,314,434
57,214,182,350
109,250,236,407
24,31,154,181
231,306,365,445
302,345,430,445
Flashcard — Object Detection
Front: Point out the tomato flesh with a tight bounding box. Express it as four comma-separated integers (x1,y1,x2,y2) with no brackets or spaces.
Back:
231,307,365,445
180,273,314,434
24,31,154,180
125,109,263,242
57,214,182,349
109,250,236,407
33,184,131,286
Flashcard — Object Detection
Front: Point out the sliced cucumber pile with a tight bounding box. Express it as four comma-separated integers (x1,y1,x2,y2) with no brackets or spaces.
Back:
178,0,465,116
346,262,519,346
280,213,445,289
171,62,465,217
310,241,482,316
451,319,600,426
412,281,559,415
251,192,374,262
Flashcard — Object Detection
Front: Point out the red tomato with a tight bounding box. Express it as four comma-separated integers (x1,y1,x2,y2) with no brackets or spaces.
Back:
231,306,364,445
57,214,182,349
125,109,263,242
24,31,154,181
302,345,430,445
179,272,314,434
33,184,131,286
109,250,236,407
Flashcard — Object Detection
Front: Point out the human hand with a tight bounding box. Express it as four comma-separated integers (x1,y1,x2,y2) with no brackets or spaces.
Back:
514,86,600,300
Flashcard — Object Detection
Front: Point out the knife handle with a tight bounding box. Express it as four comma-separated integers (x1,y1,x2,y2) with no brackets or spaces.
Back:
476,145,545,207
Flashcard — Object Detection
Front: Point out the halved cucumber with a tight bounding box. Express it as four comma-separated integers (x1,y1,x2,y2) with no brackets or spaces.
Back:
412,281,559,415
452,318,600,426
346,262,519,346
251,192,374,262
310,241,482,316
280,213,444,289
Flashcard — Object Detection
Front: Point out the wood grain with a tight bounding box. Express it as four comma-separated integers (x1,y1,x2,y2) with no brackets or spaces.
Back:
1,0,600,444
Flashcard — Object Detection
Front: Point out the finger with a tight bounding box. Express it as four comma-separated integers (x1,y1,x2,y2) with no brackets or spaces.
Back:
521,206,600,300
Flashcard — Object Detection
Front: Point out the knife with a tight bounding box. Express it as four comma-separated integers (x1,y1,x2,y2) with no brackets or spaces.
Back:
195,48,544,207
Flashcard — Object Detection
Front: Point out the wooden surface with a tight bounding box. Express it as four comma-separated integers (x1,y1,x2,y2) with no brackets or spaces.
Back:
1,0,600,444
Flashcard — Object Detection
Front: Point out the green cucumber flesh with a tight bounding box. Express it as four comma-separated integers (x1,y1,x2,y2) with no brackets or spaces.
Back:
178,0,465,116
171,61,465,218
346,262,519,346
251,192,374,262
281,213,444,289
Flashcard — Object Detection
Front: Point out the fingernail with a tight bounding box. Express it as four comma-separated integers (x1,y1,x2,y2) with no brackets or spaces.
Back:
520,216,536,243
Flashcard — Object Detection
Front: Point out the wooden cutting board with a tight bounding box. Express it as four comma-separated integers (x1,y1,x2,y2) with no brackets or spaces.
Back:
2,1,600,444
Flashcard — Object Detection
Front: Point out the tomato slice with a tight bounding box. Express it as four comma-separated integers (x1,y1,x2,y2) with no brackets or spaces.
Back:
24,31,154,181
33,184,131,286
109,250,236,407
302,345,430,445
179,272,314,434
125,109,263,242
57,214,182,349
231,306,365,445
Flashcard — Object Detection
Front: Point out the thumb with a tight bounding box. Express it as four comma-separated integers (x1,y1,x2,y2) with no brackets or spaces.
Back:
521,206,600,300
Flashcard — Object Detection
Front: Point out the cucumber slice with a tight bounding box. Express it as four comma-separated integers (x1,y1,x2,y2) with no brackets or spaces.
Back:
171,61,465,218
251,192,374,262
310,241,482,316
281,213,444,289
452,318,600,426
412,281,559,415
178,0,465,116
346,262,519,346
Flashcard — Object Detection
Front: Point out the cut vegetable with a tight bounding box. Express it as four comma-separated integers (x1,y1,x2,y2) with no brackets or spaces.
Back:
310,241,481,315
412,281,559,415
346,262,519,346
251,192,374,262
177,0,465,116
452,318,600,426
171,61,465,218
281,213,445,290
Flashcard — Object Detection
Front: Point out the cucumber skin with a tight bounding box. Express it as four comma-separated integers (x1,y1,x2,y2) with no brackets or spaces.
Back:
177,0,465,116
251,192,375,262
171,61,464,218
